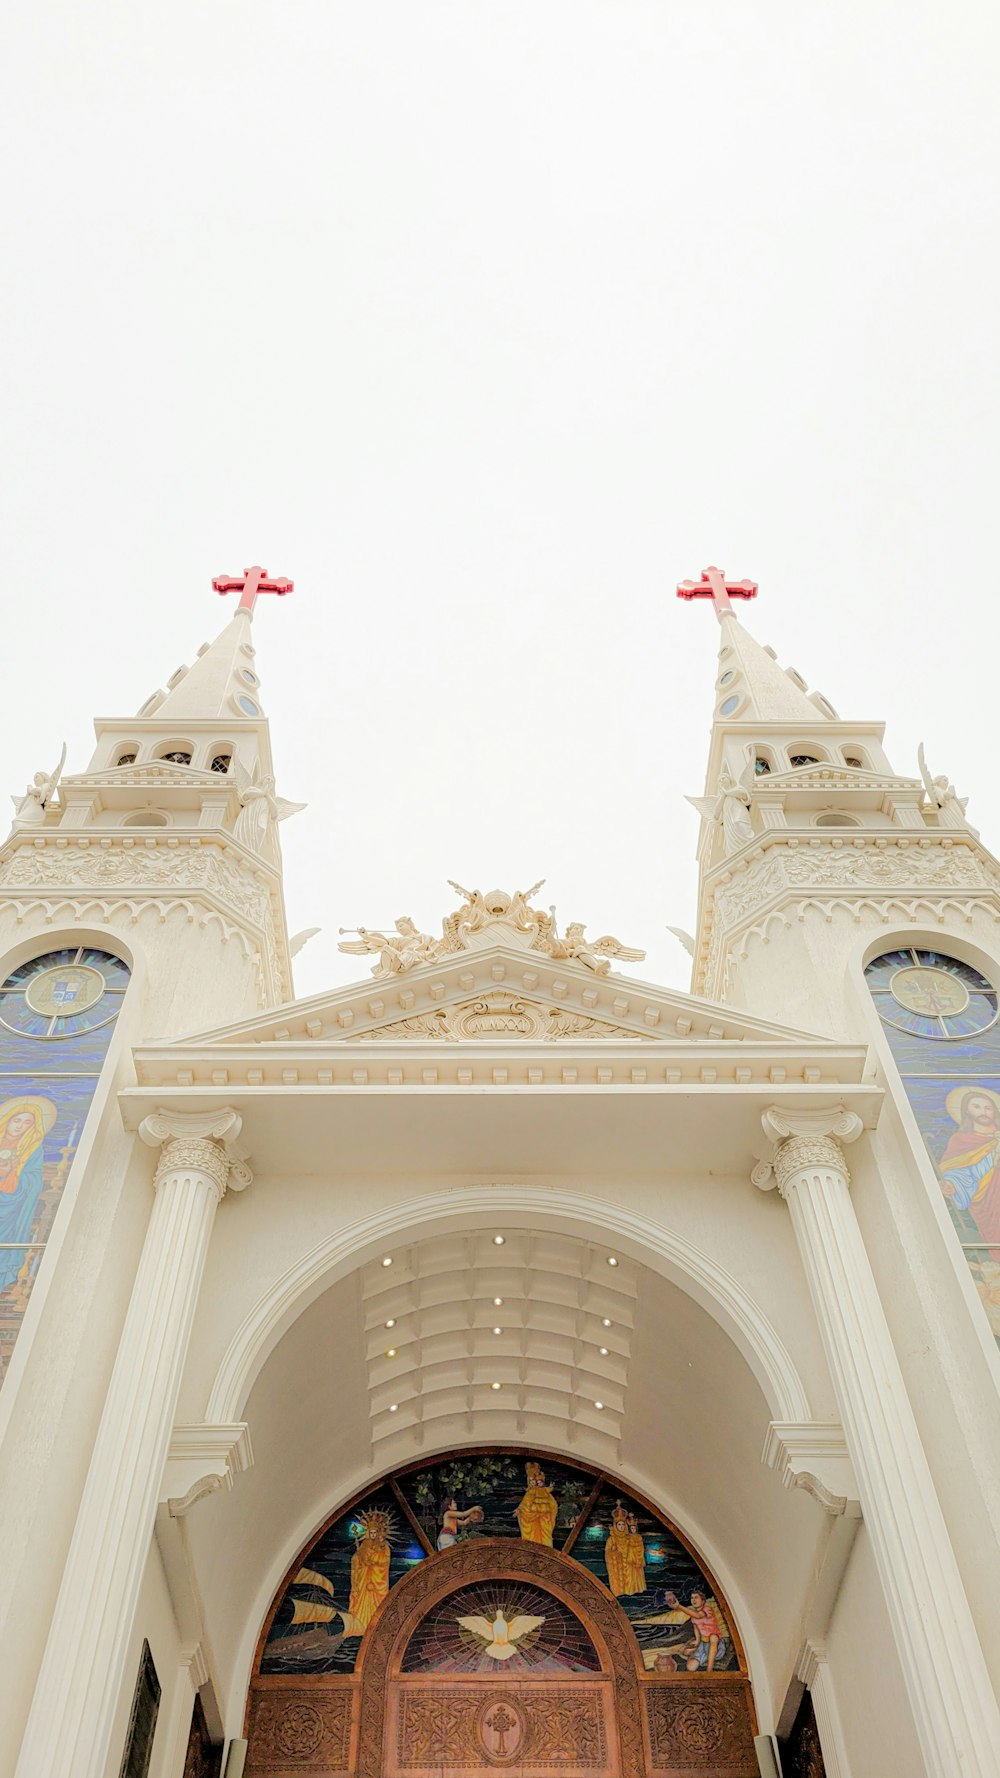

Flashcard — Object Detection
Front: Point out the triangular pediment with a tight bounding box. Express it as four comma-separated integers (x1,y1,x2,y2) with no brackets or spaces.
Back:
160,938,834,1050
764,766,919,793
63,763,223,790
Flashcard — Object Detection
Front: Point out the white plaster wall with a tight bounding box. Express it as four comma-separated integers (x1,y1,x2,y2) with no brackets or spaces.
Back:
825,1524,925,1778
719,900,1000,1043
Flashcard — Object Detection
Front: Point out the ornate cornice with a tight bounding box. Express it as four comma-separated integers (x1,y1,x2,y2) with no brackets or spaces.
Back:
0,829,292,1002
691,830,1000,996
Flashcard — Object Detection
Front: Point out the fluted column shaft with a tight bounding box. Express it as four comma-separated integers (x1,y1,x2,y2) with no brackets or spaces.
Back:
762,1115,1000,1778
15,1111,250,1778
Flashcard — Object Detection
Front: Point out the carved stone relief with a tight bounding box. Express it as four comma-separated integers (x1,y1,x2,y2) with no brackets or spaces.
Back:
354,993,641,1042
0,843,272,926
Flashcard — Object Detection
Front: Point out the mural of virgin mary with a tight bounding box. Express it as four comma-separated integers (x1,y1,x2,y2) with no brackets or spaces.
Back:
939,1086,1000,1248
0,1097,57,1293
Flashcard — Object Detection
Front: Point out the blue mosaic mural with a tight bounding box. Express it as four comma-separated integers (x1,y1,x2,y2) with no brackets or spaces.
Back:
866,946,1000,1347
0,946,130,1386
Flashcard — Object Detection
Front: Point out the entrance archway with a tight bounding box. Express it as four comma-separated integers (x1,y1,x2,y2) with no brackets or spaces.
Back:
244,1451,760,1776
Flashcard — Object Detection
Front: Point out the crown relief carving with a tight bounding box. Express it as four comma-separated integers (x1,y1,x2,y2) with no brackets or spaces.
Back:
338,880,646,980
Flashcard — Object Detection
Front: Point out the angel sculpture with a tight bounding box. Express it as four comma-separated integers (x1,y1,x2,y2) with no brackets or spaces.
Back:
11,744,67,828
686,752,755,856
232,760,307,855
550,920,646,976
456,1608,546,1662
667,926,696,958
918,743,972,831
338,916,438,977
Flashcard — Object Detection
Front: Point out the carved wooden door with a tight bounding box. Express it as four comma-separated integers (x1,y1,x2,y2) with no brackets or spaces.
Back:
353,1540,758,1778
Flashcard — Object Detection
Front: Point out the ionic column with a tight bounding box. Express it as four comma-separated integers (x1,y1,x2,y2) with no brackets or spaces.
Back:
14,1109,251,1778
754,1108,1000,1778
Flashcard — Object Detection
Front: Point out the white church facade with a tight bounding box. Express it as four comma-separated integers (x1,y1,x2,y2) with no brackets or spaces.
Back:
1,567,999,1778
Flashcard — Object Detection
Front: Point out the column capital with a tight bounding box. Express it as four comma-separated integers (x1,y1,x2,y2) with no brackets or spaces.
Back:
138,1107,252,1198
752,1106,863,1196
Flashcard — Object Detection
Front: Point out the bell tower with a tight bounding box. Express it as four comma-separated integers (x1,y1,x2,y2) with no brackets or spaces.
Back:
0,570,302,1031
678,568,996,1035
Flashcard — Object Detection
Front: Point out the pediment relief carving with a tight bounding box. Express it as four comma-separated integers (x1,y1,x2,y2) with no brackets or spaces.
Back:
353,990,641,1043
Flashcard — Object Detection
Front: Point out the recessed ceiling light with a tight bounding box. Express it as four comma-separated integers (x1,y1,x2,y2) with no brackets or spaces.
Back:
490,1381,502,1390
385,1318,396,1328
381,1256,393,1267
607,1256,618,1267
594,1400,604,1410
599,1346,609,1356
602,1318,612,1328
388,1403,398,1413
492,1327,502,1336
386,1347,397,1358
493,1296,503,1307
493,1235,505,1246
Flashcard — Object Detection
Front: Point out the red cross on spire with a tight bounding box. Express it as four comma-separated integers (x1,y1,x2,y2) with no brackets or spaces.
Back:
676,566,757,621
212,565,294,615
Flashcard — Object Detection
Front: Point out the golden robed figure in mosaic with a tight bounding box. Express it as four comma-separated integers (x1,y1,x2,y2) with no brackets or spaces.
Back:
348,1507,393,1631
514,1462,558,1545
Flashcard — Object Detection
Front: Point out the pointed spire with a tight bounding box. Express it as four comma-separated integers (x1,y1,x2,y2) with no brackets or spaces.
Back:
676,566,835,725
714,610,830,724
142,608,265,722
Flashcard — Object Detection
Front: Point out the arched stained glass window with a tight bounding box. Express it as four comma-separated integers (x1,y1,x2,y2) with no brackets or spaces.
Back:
0,945,130,1389
866,946,1000,1349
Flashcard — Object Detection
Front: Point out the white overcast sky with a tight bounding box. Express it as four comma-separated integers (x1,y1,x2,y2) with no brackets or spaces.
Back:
2,2,997,1003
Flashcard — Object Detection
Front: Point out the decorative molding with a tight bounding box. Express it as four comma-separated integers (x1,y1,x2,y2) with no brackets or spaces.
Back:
180,1642,211,1691
355,991,642,1043
0,831,291,1004
691,831,1000,995
752,1107,863,1195
139,1107,253,1197
795,1641,853,1778
761,1422,860,1518
161,1422,255,1516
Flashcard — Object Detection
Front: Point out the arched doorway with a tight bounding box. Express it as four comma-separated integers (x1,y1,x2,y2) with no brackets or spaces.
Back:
245,1451,759,1776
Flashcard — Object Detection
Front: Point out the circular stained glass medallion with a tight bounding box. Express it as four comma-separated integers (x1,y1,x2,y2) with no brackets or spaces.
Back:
865,948,997,1040
25,964,106,1019
0,947,129,1039
890,966,970,1020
